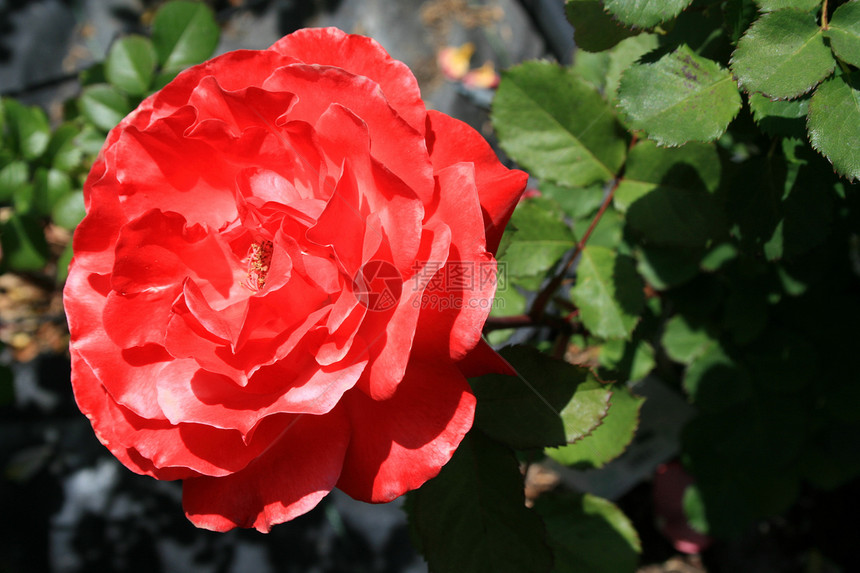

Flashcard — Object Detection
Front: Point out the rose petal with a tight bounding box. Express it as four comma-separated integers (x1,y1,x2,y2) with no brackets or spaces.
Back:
156,339,367,435
265,64,434,202
186,77,297,137
336,359,476,502
66,268,167,419
72,347,284,478
140,49,299,127
414,163,498,361
355,222,452,400
72,171,124,273
425,110,528,254
270,28,426,135
113,108,239,229
315,103,424,272
183,406,351,532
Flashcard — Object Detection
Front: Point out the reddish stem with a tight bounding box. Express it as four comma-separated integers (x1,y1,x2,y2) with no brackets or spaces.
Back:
528,177,622,320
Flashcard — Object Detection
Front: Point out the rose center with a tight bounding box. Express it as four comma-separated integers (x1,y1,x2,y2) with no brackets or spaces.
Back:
242,240,274,291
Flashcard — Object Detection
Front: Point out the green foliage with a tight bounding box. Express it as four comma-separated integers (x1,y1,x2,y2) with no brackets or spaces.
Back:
406,431,554,573
471,346,610,449
499,197,577,285
534,492,641,573
603,0,693,28
411,344,645,572
731,9,834,99
477,0,860,559
808,75,860,181
826,1,860,67
570,246,643,339
151,0,220,74
565,0,638,52
546,383,644,468
0,0,221,279
618,45,741,145
78,84,131,132
0,213,49,272
493,61,627,187
106,35,158,96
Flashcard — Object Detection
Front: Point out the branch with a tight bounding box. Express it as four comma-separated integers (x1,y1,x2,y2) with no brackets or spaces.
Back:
528,176,622,320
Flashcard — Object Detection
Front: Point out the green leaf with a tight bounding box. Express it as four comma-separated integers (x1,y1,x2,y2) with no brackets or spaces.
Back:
682,484,710,535
571,246,644,339
616,140,725,247
151,1,220,72
807,75,860,181
618,45,741,145
0,160,29,202
731,10,835,99
566,0,638,52
540,182,605,220
56,239,74,283
407,431,553,573
724,0,759,45
662,314,718,365
44,123,84,172
51,190,86,230
603,0,693,28
32,168,72,217
635,246,702,290
574,206,624,251
493,61,627,187
614,140,721,211
3,99,50,160
605,34,660,106
722,274,769,344
535,492,641,573
748,92,810,137
699,242,738,272
11,179,34,214
827,1,860,67
546,383,644,468
486,284,526,345
75,125,107,156
79,84,131,131
572,49,612,94
0,214,49,272
599,337,656,382
500,197,576,279
747,328,817,394
755,0,823,11
470,346,611,449
79,62,107,87
106,35,157,96
682,343,753,410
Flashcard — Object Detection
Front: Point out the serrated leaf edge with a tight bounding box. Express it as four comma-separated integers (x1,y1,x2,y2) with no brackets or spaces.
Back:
729,8,836,101
806,77,860,182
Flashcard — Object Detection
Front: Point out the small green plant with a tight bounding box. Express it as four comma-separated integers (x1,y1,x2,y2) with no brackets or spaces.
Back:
0,1,220,280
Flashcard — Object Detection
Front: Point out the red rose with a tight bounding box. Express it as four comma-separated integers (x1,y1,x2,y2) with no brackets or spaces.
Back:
64,27,526,532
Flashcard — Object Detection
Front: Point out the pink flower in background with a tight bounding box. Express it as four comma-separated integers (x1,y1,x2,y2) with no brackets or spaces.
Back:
64,27,527,532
